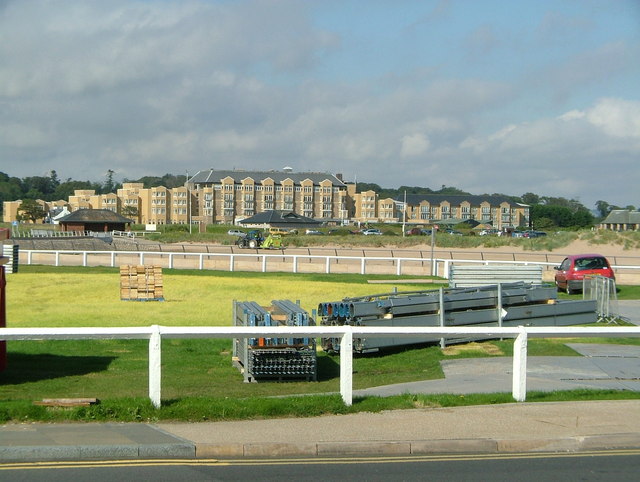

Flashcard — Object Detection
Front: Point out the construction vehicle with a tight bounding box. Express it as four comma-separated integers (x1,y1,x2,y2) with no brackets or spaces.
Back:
235,230,283,249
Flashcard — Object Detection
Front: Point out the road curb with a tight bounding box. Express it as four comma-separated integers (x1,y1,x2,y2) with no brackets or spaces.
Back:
3,435,640,462
192,435,640,458
0,443,195,463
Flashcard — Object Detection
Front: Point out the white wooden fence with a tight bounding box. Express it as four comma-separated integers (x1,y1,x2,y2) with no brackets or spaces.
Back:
14,248,640,278
19,248,559,277
2,325,639,408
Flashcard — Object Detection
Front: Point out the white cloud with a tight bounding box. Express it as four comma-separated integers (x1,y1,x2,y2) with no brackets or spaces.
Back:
585,98,640,138
400,133,430,157
558,110,585,121
1,0,638,209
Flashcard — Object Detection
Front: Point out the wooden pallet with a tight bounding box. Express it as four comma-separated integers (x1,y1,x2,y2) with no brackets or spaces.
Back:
120,265,164,301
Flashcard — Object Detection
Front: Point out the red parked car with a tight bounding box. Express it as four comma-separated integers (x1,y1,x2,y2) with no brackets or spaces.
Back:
554,254,615,294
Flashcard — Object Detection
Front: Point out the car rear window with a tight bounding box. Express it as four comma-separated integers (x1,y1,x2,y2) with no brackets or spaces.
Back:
574,257,608,270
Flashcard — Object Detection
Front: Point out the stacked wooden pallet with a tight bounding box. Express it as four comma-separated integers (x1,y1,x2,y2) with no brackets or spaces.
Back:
120,265,164,301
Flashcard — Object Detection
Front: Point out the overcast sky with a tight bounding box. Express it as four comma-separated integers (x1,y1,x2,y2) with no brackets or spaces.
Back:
1,0,639,208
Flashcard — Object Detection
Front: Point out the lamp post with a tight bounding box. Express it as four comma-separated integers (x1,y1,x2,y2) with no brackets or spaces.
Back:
186,171,192,234
402,190,407,237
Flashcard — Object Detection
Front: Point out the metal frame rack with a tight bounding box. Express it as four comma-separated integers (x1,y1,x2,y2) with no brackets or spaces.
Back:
232,300,317,382
318,282,598,354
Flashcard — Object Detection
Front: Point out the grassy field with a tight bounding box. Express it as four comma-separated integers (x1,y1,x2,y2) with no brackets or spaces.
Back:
6,266,441,327
1,265,639,422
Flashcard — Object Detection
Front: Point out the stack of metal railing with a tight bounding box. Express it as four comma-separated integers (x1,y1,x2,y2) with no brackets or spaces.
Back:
232,300,317,382
318,282,598,353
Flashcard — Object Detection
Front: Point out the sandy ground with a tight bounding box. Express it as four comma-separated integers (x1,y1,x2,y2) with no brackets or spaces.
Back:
415,238,639,259
415,238,640,284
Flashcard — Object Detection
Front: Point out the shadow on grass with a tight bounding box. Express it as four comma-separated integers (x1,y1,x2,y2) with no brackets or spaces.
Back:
0,353,116,385
316,354,340,382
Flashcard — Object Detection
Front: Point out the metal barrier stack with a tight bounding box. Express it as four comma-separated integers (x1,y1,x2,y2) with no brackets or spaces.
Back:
583,275,618,323
318,282,598,353
232,300,317,382
1,245,18,274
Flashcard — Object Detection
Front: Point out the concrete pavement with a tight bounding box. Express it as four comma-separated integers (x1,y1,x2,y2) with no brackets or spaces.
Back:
1,400,640,462
617,300,640,325
1,342,639,462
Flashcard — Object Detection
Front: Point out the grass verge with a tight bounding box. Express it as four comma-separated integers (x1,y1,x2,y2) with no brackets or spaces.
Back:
2,265,639,423
2,390,639,424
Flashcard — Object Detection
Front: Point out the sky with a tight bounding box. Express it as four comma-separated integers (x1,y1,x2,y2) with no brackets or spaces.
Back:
1,0,639,209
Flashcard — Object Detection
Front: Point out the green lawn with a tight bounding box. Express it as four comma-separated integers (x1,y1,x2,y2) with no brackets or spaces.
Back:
7,266,439,327
1,265,639,422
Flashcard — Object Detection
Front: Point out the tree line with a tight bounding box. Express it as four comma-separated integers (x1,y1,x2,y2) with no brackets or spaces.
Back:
1,171,636,229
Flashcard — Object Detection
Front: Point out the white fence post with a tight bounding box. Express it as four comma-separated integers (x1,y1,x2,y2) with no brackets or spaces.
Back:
443,260,450,280
149,325,162,408
512,326,528,402
2,325,640,409
340,326,353,406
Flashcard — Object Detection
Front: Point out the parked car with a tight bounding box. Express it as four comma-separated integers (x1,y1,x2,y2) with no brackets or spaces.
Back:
268,227,293,236
305,229,324,235
227,229,246,237
524,230,547,238
361,228,383,235
554,254,615,294
445,229,463,236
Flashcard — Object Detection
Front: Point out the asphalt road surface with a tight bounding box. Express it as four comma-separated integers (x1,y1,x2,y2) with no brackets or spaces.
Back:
3,451,640,482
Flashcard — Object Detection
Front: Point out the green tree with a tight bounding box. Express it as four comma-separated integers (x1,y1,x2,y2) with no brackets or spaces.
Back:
17,199,46,223
103,170,116,193
521,192,540,205
595,200,611,218
530,204,593,228
49,170,60,189
121,205,139,219
22,176,56,200
53,179,100,200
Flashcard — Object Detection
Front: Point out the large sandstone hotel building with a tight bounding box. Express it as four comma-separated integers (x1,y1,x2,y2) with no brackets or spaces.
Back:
3,168,530,230
187,168,353,224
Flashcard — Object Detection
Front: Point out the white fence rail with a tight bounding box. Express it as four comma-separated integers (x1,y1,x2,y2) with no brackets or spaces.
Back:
2,325,639,408
18,248,559,277
14,248,640,278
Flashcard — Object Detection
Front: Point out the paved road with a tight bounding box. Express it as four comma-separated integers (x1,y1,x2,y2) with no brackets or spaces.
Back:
4,452,640,481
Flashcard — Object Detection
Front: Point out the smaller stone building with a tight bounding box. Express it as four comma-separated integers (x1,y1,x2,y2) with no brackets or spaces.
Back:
58,209,133,233
599,210,640,231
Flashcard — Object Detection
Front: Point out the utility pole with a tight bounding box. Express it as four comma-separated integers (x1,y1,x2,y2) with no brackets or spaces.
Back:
186,171,192,234
402,190,407,237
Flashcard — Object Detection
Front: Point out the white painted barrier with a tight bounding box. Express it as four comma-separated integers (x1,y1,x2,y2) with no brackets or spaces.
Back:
19,248,556,277
17,248,640,278
2,325,639,408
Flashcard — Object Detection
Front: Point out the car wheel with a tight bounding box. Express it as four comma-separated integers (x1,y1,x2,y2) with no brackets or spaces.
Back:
566,284,574,295
249,239,257,249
